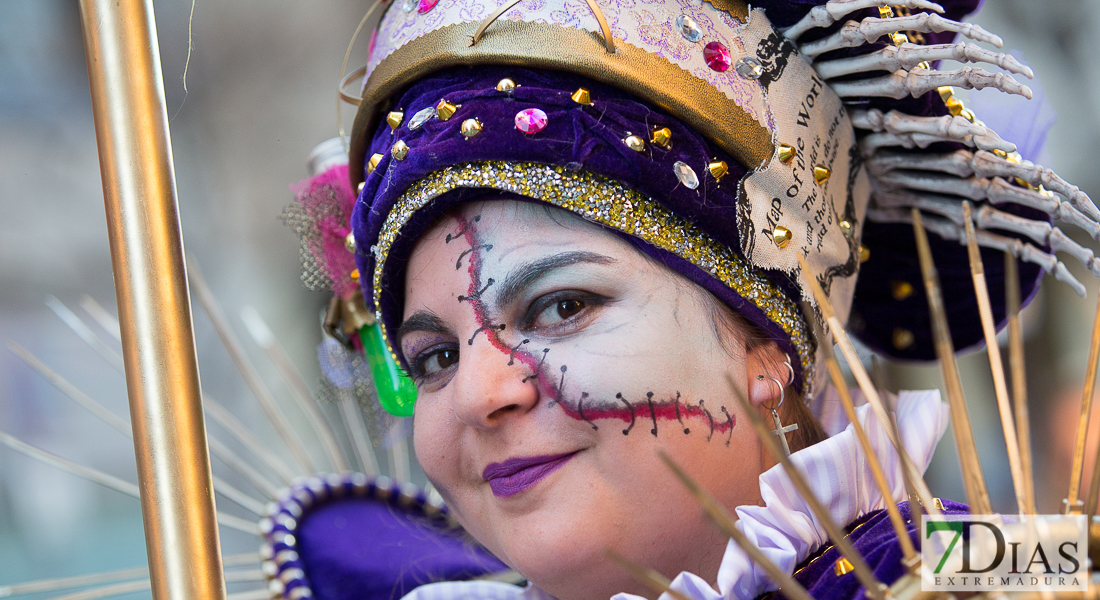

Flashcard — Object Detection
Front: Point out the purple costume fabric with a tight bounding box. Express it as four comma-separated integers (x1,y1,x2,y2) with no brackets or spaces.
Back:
777,499,971,600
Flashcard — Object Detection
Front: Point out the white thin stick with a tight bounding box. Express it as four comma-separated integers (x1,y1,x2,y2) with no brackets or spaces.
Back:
338,390,379,476
8,342,131,435
204,395,298,483
0,431,257,536
241,306,347,472
389,420,411,483
208,436,281,498
44,295,124,373
188,262,316,474
44,580,149,600
0,568,147,598
79,295,122,342
212,475,266,515
227,590,271,600
223,570,265,583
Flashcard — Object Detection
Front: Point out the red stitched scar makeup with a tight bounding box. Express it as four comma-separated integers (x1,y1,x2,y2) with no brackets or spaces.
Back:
402,209,738,444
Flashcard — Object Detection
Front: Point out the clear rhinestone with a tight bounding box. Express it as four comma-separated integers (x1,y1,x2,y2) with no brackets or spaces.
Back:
408,106,436,130
673,161,699,189
735,57,764,80
402,0,416,12
675,14,703,43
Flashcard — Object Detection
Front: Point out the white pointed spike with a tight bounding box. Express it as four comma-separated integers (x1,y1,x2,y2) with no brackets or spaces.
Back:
816,41,1034,80
850,108,984,138
783,0,944,42
833,66,1032,100
867,207,1088,296
801,13,1002,58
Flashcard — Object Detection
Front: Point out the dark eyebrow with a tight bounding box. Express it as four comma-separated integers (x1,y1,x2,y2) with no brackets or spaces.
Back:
494,251,616,308
397,311,451,345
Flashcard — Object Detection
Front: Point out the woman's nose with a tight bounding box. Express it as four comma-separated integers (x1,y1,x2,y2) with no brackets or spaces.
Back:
451,335,539,430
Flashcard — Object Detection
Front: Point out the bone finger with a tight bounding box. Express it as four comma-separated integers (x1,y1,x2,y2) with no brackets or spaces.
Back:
802,13,1000,57
784,0,943,42
986,177,1060,213
866,149,977,177
1048,228,1100,278
816,42,1033,80
1052,201,1100,241
976,152,1100,222
968,127,1018,154
876,170,990,200
973,204,1052,246
906,66,1033,99
851,108,984,139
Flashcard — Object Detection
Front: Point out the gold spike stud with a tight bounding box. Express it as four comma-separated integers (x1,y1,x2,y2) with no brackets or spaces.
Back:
859,245,870,262
435,99,459,121
345,232,357,254
890,280,914,301
813,165,831,184
933,497,946,511
571,87,593,105
839,219,853,237
944,96,964,117
350,268,360,282
992,148,1008,158
937,86,954,102
892,327,915,350
834,557,856,576
495,78,516,92
707,160,729,181
878,6,894,18
624,134,646,153
356,181,365,194
778,143,797,165
960,108,976,123
386,110,405,130
651,127,672,149
391,140,409,160
367,152,384,174
460,118,483,138
890,32,908,46
772,226,792,248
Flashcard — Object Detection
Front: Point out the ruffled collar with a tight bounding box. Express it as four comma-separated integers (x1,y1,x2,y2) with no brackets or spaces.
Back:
401,389,949,600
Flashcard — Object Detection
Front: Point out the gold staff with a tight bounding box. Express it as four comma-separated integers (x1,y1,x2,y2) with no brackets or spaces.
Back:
76,1,227,600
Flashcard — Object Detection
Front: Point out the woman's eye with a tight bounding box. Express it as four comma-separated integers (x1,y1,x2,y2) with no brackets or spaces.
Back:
531,297,589,329
421,348,459,375
556,299,585,320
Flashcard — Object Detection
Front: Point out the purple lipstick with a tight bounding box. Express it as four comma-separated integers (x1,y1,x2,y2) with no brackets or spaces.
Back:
483,451,578,498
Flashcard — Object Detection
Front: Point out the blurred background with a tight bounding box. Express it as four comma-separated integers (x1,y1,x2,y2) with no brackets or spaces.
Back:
1,0,1100,595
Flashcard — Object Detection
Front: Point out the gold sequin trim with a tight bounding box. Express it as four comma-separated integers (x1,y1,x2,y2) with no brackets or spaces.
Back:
370,161,815,397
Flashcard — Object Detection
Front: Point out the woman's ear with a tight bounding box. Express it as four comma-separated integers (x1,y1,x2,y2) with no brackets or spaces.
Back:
745,341,790,406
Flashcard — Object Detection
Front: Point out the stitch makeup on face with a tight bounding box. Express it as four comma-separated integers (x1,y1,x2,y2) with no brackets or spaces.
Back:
699,399,714,442
445,214,480,243
521,348,549,383
468,322,506,345
720,406,734,447
616,393,636,436
674,392,689,434
455,244,493,269
458,278,495,302
507,339,530,366
549,365,567,407
578,392,597,430
646,392,657,437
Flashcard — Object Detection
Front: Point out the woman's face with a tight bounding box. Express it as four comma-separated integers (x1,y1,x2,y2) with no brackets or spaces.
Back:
400,200,780,600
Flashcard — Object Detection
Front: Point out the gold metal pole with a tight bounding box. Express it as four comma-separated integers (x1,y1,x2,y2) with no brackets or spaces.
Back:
76,2,227,600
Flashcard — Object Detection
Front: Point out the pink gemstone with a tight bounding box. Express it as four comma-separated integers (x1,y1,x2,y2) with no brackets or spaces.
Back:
703,41,732,72
514,108,548,134
417,0,438,13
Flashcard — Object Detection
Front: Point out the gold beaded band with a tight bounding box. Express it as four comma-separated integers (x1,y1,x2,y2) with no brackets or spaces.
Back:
371,161,815,397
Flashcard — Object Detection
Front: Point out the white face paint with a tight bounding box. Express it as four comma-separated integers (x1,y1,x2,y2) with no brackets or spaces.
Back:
400,199,786,600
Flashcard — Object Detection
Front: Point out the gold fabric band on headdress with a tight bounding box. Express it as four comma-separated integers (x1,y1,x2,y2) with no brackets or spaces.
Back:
371,161,815,396
348,19,773,189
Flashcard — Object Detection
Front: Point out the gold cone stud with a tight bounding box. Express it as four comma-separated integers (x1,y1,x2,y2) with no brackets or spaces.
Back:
571,87,593,105
834,558,855,576
350,268,361,282
945,96,964,116
496,78,516,92
878,5,893,18
892,327,914,350
772,226,792,248
651,127,672,149
813,165,830,184
357,181,365,194
624,134,646,153
707,160,729,181
934,498,946,511
345,232,357,254
777,143,796,165
937,86,954,102
460,118,483,138
391,140,409,160
890,280,914,301
960,108,976,123
859,245,870,262
889,32,908,46
367,153,384,174
436,99,459,121
386,110,405,130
